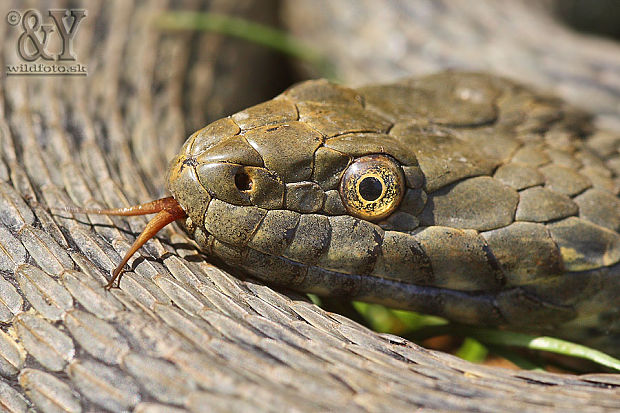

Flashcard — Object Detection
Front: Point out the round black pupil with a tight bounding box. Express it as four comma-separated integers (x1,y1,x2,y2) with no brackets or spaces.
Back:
235,172,252,191
359,176,382,201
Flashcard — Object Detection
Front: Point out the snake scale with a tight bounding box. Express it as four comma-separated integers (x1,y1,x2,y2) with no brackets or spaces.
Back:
105,71,620,356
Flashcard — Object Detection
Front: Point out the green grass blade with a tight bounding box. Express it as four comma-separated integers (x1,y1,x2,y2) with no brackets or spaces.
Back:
459,327,620,371
353,302,446,334
456,338,488,363
525,335,620,371
405,324,620,371
154,11,337,79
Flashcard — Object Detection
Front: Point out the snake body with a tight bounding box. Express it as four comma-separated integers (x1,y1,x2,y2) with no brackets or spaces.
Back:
167,72,620,354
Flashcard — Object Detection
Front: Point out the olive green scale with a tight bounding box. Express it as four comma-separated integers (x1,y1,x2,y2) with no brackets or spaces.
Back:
166,72,620,355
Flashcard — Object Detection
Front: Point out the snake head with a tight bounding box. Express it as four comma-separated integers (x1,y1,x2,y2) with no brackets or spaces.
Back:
165,79,432,297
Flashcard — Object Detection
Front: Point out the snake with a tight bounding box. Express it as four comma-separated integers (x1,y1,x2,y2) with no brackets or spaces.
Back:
90,71,620,356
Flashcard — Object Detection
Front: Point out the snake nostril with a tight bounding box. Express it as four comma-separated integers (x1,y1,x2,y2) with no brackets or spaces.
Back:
234,171,253,191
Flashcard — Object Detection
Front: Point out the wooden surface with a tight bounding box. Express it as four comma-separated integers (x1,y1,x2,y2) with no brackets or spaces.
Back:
0,1,619,412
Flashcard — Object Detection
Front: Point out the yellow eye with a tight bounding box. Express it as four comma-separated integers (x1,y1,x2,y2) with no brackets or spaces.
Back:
339,154,405,220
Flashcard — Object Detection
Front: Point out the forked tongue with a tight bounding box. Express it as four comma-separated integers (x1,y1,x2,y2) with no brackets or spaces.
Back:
61,197,187,289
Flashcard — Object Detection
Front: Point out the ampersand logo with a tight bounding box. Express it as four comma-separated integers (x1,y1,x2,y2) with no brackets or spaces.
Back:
18,9,55,61
6,9,88,76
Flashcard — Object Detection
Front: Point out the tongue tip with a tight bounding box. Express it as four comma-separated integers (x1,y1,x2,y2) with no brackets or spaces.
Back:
51,196,183,217
53,196,187,289
105,198,187,288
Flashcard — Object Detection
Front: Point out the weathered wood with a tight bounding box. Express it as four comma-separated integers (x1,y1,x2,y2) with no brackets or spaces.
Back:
0,1,618,412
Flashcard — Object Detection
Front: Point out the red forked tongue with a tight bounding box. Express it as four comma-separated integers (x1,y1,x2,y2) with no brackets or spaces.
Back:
63,197,187,289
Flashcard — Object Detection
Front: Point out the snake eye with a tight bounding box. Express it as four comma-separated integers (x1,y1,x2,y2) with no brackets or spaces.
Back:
339,154,405,220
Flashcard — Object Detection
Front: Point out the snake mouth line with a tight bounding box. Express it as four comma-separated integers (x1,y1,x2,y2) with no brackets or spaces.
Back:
193,218,510,327
248,244,513,327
